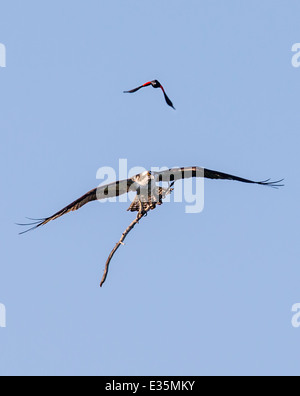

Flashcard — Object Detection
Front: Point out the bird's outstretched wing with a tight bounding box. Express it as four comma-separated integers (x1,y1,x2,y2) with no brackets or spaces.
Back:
154,166,284,187
160,86,175,109
123,82,151,93
18,179,135,234
124,81,176,109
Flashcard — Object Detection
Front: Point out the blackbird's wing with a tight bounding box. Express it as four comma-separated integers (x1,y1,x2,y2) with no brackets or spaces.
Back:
123,82,152,93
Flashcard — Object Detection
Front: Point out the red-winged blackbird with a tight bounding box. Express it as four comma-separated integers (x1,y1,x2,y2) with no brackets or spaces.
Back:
124,80,175,109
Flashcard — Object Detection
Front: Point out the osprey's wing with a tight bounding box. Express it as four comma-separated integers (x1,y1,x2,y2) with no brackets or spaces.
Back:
123,82,152,94
154,166,284,187
18,178,136,234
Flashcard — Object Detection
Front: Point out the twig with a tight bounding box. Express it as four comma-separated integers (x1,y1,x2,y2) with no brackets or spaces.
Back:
100,182,175,287
100,207,152,287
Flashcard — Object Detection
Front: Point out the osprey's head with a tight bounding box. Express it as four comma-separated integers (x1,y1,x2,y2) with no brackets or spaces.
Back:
142,170,153,179
134,170,153,186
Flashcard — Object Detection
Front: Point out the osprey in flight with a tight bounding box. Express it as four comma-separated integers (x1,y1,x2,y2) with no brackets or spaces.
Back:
19,166,283,286
124,80,175,109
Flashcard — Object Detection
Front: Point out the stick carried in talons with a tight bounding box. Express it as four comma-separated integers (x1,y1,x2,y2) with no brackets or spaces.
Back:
100,206,152,287
99,182,175,287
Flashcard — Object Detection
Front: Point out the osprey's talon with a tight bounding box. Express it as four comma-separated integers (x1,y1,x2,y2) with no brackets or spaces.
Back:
19,165,283,288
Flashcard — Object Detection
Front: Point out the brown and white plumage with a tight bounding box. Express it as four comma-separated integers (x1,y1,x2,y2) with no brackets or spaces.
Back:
127,186,174,212
18,166,283,287
18,179,135,234
155,166,283,185
18,167,283,235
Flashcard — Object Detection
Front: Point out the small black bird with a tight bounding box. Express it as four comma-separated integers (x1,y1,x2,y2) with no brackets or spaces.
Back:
124,80,175,109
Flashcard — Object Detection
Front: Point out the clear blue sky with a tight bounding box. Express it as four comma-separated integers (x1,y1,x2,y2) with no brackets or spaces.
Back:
0,0,299,376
